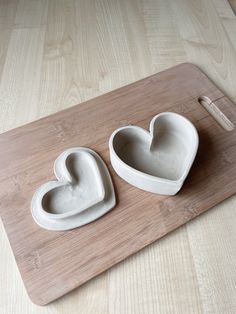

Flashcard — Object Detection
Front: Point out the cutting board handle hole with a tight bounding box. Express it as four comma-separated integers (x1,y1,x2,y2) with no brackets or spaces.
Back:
198,96,234,131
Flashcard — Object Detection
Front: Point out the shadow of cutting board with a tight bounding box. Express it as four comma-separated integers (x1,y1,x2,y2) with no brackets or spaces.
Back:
0,63,236,305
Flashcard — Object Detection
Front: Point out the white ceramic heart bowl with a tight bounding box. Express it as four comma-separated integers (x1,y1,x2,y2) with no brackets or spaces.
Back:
109,112,199,195
31,148,116,231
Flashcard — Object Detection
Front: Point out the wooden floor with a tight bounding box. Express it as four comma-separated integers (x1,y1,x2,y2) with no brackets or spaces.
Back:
0,0,236,313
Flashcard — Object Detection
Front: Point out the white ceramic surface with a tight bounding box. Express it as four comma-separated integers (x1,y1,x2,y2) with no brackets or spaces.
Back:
31,147,116,231
109,112,199,195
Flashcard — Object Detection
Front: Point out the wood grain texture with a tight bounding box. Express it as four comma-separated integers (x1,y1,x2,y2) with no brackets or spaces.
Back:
0,0,236,313
229,0,236,14
0,63,236,306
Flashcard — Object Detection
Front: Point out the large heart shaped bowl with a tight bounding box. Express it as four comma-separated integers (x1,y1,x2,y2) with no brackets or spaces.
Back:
109,112,199,195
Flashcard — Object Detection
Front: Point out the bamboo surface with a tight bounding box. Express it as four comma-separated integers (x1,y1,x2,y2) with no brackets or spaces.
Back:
0,0,236,313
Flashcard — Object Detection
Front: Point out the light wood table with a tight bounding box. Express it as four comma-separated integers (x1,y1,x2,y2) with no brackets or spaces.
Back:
1,0,236,313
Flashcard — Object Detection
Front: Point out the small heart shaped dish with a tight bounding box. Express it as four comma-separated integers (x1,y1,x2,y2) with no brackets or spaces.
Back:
109,112,199,195
31,147,116,231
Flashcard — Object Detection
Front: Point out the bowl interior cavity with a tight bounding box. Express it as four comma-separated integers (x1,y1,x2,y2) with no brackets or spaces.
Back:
113,114,196,181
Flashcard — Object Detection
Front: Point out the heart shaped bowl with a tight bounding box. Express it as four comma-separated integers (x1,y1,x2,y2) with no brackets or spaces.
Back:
31,147,116,231
109,112,199,195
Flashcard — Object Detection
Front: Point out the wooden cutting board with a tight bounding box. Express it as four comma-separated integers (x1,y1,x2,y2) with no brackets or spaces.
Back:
0,63,236,305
